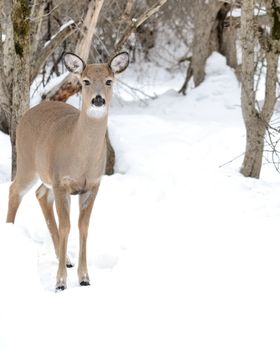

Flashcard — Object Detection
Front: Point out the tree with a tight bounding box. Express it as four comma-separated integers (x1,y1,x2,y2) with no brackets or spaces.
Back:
0,0,78,179
179,0,237,95
240,0,280,178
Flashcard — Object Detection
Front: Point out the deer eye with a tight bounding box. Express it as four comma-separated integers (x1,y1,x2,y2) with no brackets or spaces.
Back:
83,79,90,86
106,79,113,86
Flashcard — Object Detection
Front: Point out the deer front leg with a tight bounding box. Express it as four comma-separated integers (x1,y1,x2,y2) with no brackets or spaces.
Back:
36,184,74,268
78,185,99,286
53,187,71,291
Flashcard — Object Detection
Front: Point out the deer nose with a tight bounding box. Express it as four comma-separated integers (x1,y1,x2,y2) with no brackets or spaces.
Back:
92,95,105,107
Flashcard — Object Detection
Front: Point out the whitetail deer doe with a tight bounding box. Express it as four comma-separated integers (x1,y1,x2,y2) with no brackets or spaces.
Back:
6,52,129,291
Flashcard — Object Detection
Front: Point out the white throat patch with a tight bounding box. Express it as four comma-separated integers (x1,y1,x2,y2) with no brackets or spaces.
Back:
87,105,107,119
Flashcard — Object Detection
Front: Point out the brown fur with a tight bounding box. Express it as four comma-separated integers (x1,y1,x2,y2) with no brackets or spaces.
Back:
6,55,128,290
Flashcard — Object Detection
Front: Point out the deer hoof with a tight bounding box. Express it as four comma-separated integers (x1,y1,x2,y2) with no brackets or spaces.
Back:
66,256,74,268
55,282,66,292
80,280,90,286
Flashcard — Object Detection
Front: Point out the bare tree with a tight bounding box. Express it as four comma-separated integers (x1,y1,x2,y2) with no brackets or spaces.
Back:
240,0,280,178
179,0,238,95
10,0,31,178
0,0,78,179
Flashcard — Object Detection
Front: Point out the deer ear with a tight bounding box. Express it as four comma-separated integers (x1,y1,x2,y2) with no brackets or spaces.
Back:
63,52,86,74
109,52,129,74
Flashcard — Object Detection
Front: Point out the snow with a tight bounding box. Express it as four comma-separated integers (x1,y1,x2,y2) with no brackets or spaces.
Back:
231,7,266,18
1,52,280,350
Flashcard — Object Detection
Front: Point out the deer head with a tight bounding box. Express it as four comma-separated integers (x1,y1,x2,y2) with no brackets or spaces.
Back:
63,52,129,119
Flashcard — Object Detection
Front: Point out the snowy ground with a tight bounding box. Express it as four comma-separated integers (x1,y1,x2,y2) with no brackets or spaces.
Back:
0,53,280,350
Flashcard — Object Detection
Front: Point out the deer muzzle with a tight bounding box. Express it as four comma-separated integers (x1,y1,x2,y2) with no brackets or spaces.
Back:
92,95,105,107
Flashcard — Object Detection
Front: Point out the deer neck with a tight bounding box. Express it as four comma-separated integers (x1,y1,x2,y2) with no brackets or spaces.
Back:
73,105,108,153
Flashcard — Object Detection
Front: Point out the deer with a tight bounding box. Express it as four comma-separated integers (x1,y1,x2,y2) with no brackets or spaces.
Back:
6,51,129,291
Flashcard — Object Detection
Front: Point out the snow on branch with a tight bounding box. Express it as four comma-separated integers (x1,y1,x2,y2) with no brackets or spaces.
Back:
30,20,77,83
43,20,75,48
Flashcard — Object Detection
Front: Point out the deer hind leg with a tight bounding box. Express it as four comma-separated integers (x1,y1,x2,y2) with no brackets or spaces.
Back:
78,184,99,286
36,184,74,268
6,173,37,223
53,187,71,291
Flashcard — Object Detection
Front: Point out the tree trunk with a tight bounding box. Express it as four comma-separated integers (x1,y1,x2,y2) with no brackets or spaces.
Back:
179,1,234,94
0,0,11,135
192,0,224,86
0,111,10,134
241,117,266,178
240,0,279,178
240,0,256,176
11,0,30,179
221,25,238,70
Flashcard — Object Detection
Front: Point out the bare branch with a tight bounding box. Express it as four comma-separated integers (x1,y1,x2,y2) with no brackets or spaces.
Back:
113,0,167,55
30,0,45,56
75,0,105,61
30,0,45,20
260,52,279,122
30,20,77,83
117,78,157,100
115,0,134,44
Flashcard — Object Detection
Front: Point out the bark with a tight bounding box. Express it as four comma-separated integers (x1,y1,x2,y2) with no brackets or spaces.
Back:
11,0,30,179
178,57,193,95
0,111,9,134
221,25,238,69
75,0,104,61
240,0,259,177
179,1,234,94
105,131,115,176
240,0,280,178
241,116,266,178
30,0,45,56
242,52,279,178
192,0,224,86
0,0,11,134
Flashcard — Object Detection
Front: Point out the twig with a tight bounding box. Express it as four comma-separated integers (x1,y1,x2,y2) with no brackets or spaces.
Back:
113,0,167,55
117,79,157,100
219,153,245,168
30,20,77,83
